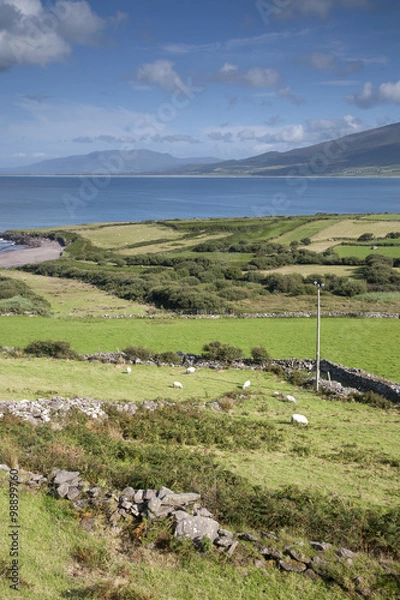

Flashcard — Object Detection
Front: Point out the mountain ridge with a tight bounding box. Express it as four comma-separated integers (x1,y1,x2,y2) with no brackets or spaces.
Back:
1,122,400,176
0,149,220,175
164,122,400,176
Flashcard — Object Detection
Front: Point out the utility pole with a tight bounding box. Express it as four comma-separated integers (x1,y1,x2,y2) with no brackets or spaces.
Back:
314,282,324,392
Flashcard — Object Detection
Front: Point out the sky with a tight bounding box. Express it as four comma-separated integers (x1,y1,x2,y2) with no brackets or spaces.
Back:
0,0,399,167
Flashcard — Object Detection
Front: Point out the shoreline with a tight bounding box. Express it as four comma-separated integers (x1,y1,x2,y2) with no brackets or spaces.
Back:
0,239,63,268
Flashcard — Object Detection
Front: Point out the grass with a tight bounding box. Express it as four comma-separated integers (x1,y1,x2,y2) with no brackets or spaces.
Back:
70,222,182,249
310,219,400,242
0,485,86,599
2,213,400,599
1,270,150,318
0,358,272,402
267,264,359,277
275,218,342,245
335,245,400,259
221,391,400,507
0,473,358,600
0,316,399,380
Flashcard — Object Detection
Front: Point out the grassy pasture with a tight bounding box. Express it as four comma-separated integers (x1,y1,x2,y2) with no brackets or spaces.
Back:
310,219,400,242
116,234,229,256
0,359,399,511
70,222,181,248
2,270,150,317
335,245,400,259
0,316,399,380
268,264,359,277
275,218,341,244
0,358,271,402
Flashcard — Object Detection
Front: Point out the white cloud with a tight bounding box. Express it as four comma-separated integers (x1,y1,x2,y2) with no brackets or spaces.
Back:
244,67,281,88
277,86,305,105
306,115,364,140
346,79,400,108
215,63,281,89
300,51,364,76
379,80,400,104
135,59,186,93
0,0,121,71
56,1,105,44
11,98,167,145
270,0,373,20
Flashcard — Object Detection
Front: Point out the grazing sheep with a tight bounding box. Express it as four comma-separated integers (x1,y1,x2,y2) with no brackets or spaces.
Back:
285,394,296,403
242,380,251,390
126,366,132,374
291,414,308,426
186,366,196,374
173,381,183,389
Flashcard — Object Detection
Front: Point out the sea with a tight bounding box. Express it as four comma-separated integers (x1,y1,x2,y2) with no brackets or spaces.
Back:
0,176,399,244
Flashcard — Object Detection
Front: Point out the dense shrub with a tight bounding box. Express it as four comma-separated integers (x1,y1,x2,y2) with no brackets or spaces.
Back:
24,340,78,359
250,346,270,364
0,276,50,315
358,233,375,241
351,391,393,409
154,351,181,364
123,346,153,361
202,341,243,362
300,237,312,245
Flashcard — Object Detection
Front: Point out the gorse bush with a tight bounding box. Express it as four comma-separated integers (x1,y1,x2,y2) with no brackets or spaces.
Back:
202,341,243,362
123,346,153,361
24,339,79,359
250,346,270,364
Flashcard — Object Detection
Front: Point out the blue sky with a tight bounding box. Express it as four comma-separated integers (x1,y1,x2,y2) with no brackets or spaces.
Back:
0,0,399,167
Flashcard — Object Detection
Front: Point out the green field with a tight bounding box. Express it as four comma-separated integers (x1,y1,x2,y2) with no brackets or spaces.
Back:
0,316,399,380
1,214,399,599
1,358,399,599
335,245,400,259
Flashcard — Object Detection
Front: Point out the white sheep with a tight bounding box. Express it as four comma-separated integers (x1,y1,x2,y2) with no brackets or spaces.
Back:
173,381,183,389
285,394,296,403
126,366,132,374
291,414,308,426
186,367,196,374
242,380,251,390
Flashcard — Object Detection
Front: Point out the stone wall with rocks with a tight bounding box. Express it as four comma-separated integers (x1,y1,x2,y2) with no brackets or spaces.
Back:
272,358,400,403
0,396,170,426
1,463,395,596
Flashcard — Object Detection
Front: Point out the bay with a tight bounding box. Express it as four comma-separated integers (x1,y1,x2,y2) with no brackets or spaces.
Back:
0,175,399,232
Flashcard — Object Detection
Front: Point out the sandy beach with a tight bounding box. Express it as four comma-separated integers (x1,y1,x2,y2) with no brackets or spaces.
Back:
0,239,63,268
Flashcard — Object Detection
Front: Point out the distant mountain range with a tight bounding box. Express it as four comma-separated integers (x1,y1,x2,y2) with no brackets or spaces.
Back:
165,122,400,176
0,149,220,175
1,122,400,176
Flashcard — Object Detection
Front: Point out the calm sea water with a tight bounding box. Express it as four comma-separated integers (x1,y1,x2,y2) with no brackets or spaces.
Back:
0,176,399,233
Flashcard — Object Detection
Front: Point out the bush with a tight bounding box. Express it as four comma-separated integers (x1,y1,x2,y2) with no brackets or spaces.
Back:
123,346,153,361
154,351,181,364
202,340,243,362
250,346,270,364
358,233,375,241
351,391,393,409
300,237,312,245
24,340,78,359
